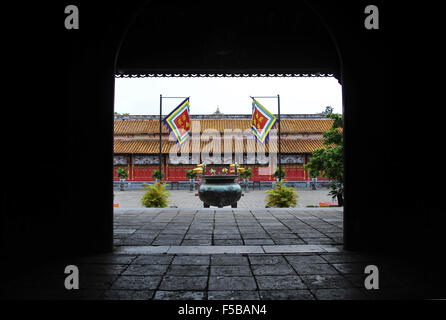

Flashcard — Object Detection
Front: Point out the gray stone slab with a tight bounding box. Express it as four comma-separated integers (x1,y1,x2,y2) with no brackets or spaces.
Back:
114,246,170,254
332,263,367,274
311,288,368,300
285,255,327,265
292,263,340,275
210,255,249,266
214,240,244,245
132,255,174,265
208,290,260,300
159,276,208,290
259,289,315,300
167,246,264,254
301,275,355,289
243,239,275,245
208,276,257,291
262,245,324,253
172,255,210,265
153,291,205,300
249,255,288,265
255,276,307,290
210,266,253,277
122,264,169,276
167,265,209,276
251,264,297,276
110,276,162,290
101,290,154,300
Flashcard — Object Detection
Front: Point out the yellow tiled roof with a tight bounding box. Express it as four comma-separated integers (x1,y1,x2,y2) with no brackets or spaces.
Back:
114,119,334,135
114,138,326,154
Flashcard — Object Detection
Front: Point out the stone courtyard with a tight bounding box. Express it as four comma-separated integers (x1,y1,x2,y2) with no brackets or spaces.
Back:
113,188,335,208
1,207,425,300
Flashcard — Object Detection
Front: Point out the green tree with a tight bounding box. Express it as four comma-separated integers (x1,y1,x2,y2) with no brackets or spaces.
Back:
304,113,344,205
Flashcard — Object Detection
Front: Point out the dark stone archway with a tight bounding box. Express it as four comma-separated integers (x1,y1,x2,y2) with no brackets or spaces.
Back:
1,0,423,257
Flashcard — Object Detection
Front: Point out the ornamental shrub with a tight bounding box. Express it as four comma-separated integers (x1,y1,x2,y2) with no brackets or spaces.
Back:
265,181,298,208
141,182,170,208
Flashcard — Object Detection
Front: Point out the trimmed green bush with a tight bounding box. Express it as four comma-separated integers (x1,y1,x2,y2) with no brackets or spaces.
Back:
141,182,170,208
265,181,298,208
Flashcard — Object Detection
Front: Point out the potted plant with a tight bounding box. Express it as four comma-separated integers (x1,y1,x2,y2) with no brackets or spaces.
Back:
273,167,286,181
185,169,198,191
328,181,344,206
239,168,252,192
117,167,129,191
152,169,165,182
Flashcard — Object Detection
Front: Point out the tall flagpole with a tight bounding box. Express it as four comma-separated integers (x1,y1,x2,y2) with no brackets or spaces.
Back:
277,94,282,181
159,94,162,181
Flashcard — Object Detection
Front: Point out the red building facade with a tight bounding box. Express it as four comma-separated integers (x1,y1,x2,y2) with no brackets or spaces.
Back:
113,114,332,182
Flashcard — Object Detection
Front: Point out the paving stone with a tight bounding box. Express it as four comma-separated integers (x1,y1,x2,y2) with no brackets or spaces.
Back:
210,266,252,277
248,255,288,265
332,263,367,274
152,239,182,245
159,276,208,290
259,289,315,300
153,291,206,300
132,255,174,265
209,276,257,291
291,263,339,275
167,265,209,276
320,254,380,264
101,290,154,300
243,239,275,245
285,255,327,265
262,245,324,253
214,239,244,245
273,239,306,245
213,234,242,240
114,246,170,254
208,290,260,300
210,255,249,266
110,276,162,290
181,239,213,246
311,288,368,300
122,264,169,276
251,264,297,276
168,246,264,254
172,255,210,265
255,276,307,290
184,234,213,240
301,275,355,289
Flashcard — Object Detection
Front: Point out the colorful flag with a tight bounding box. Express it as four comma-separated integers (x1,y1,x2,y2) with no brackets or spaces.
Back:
251,98,277,144
163,97,191,145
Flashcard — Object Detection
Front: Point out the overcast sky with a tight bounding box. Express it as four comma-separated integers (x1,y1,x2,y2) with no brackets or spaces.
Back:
114,77,342,115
